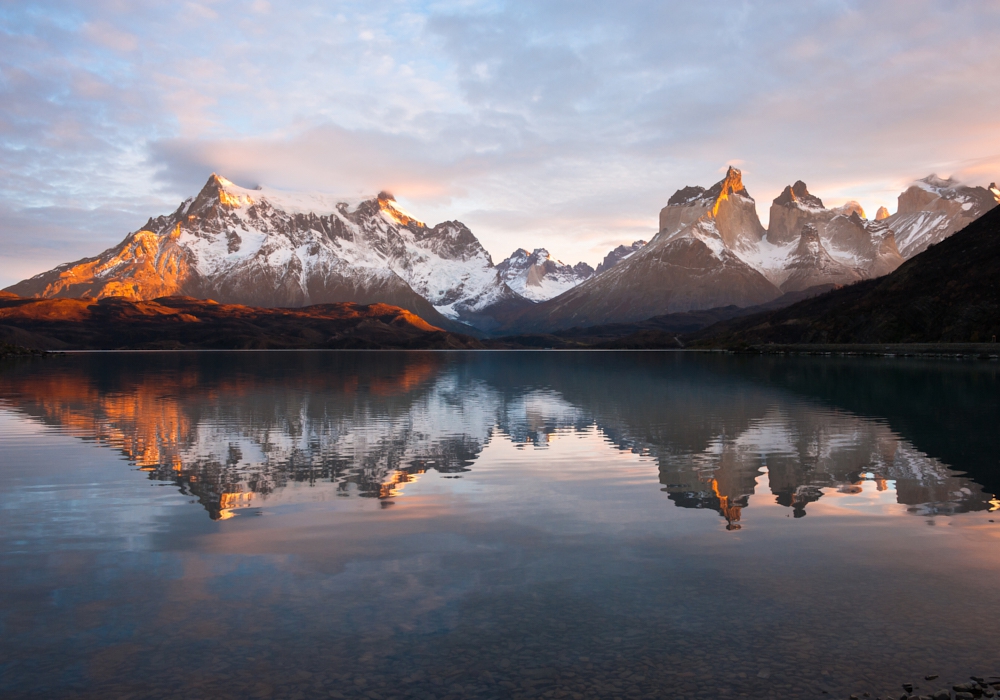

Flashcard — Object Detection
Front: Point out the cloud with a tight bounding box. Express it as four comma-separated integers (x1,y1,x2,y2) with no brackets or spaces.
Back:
81,20,139,52
2,0,1000,281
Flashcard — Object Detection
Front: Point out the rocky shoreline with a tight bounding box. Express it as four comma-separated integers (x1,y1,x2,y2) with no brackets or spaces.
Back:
849,674,1000,700
0,342,47,360
726,342,1000,359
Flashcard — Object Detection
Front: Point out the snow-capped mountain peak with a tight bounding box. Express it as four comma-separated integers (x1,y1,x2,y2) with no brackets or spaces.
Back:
888,174,998,257
496,247,594,302
7,174,529,331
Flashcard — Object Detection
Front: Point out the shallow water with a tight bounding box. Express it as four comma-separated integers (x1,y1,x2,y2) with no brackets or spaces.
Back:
1,351,998,700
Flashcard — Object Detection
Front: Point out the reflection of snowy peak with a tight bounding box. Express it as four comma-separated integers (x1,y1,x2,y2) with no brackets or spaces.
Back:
885,175,1000,258
496,248,594,302
6,175,524,331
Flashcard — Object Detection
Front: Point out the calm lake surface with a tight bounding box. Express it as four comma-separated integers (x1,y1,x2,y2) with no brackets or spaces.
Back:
1,351,998,700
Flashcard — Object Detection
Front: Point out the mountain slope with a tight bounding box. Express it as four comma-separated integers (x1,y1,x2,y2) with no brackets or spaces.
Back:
5,175,525,332
503,167,782,331
689,205,1000,345
0,294,482,350
595,240,646,274
885,175,999,258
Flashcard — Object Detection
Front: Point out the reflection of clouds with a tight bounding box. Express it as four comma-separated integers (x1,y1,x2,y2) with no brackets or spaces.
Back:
0,354,994,525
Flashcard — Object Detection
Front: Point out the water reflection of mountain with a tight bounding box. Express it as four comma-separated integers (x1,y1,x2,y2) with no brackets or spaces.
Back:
0,352,995,523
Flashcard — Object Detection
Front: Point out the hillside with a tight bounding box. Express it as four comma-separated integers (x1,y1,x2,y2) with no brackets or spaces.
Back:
0,294,482,350
688,205,1000,346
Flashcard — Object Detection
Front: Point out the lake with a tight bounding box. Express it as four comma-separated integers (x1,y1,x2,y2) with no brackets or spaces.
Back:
1,351,998,700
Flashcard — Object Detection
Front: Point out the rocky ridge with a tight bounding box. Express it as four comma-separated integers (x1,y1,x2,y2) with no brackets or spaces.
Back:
5,175,527,332
595,240,647,274
501,168,991,332
884,175,1000,258
687,203,1000,345
7,170,998,335
496,248,595,302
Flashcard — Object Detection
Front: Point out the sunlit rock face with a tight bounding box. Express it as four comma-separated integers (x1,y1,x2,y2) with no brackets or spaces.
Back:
766,180,829,246
886,175,1000,258
496,248,595,302
659,166,766,251
4,175,527,332
875,206,891,221
3,352,991,526
510,167,782,330
505,170,942,332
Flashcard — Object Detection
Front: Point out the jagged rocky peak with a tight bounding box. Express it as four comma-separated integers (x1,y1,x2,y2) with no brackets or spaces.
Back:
796,223,822,247
773,180,824,210
766,182,865,247
705,165,752,202
780,223,863,293
875,206,891,221
990,183,1000,200
659,166,764,249
4,173,529,332
595,240,647,274
767,180,833,245
662,166,750,215
897,174,996,217
888,174,1000,258
496,248,594,303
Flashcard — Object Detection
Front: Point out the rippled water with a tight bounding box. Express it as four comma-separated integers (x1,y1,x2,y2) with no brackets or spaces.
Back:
1,351,998,700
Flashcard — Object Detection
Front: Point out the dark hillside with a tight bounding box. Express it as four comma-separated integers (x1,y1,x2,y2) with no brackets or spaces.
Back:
690,205,1000,345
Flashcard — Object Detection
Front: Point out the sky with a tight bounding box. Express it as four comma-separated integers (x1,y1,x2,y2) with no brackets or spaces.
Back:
2,0,1000,287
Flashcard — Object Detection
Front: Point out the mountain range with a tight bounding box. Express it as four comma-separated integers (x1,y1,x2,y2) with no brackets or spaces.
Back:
6,169,997,334
686,201,1000,345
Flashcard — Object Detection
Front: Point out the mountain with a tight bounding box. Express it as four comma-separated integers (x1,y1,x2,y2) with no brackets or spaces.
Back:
753,181,904,287
495,248,594,301
5,175,526,332
688,204,1000,345
882,175,999,258
595,240,647,273
778,224,863,293
502,168,784,331
500,170,991,334
0,293,482,350
495,241,649,302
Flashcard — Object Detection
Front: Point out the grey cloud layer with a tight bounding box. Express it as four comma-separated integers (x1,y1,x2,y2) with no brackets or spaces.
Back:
2,0,999,285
